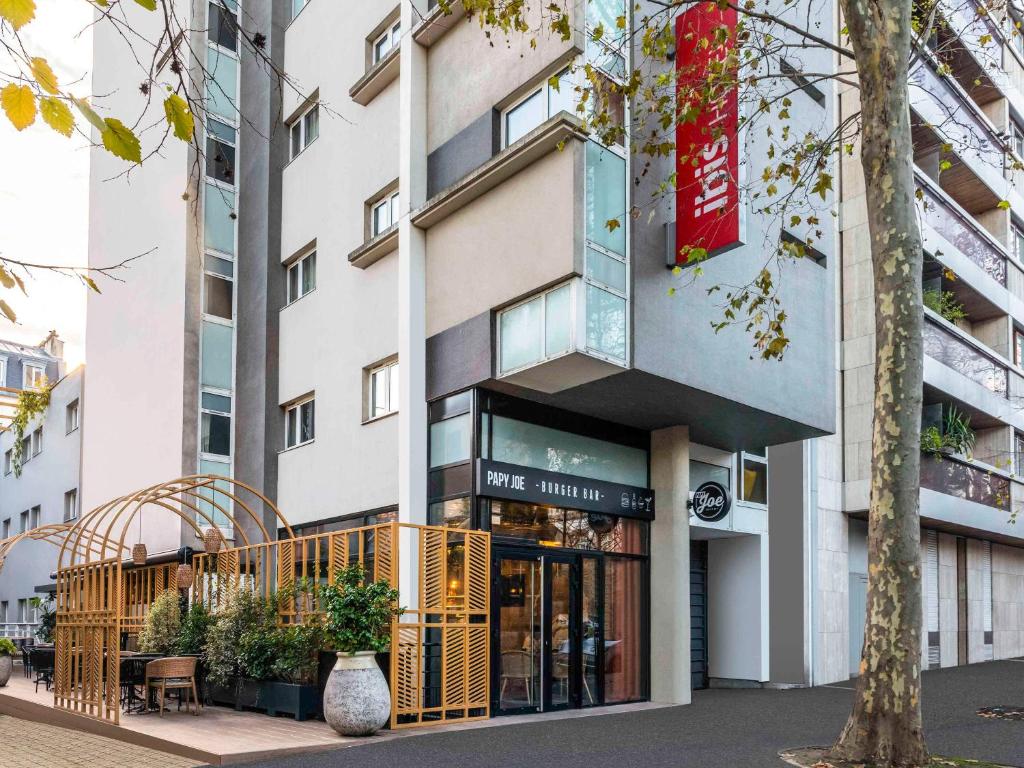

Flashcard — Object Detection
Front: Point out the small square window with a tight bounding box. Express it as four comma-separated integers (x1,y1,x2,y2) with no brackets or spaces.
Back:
285,397,315,448
741,456,768,505
372,20,401,64
64,489,78,522
368,359,399,419
31,427,42,456
288,102,319,160
204,273,234,319
23,364,45,390
206,135,236,183
286,251,317,304
201,411,232,456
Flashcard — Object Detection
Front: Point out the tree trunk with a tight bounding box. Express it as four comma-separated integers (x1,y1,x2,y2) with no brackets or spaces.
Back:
828,0,928,765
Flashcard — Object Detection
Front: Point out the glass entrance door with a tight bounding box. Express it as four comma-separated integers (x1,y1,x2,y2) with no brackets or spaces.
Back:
494,549,602,714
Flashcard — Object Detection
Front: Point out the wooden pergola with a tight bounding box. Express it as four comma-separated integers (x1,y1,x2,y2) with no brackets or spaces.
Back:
52,474,491,729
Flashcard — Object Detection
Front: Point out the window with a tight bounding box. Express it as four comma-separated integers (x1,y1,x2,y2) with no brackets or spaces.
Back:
201,391,232,457
1013,223,1024,264
66,399,79,433
17,599,26,623
64,489,78,522
19,510,28,533
23,363,45,389
289,102,319,159
285,397,315,448
0,357,6,387
429,413,472,468
1013,122,1024,159
373,20,401,64
286,250,317,304
690,460,730,491
291,0,309,20
0,602,6,623
20,436,29,462
371,190,400,237
206,118,236,184
204,271,233,320
740,452,768,505
1,519,9,538
29,506,39,529
498,282,573,374
503,68,573,146
369,359,399,419
31,427,42,456
3,450,10,475
1016,328,1024,368
209,0,238,52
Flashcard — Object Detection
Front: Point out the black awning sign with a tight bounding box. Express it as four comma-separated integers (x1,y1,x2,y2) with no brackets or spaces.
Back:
689,481,731,522
476,459,655,519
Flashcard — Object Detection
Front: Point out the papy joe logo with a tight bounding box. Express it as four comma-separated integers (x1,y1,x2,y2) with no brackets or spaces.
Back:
688,481,731,522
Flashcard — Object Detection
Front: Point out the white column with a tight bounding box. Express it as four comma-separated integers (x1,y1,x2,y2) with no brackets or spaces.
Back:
649,426,691,704
398,0,428,527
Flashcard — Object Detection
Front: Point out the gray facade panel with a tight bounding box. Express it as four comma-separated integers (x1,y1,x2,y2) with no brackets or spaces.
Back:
426,110,499,198
426,311,493,401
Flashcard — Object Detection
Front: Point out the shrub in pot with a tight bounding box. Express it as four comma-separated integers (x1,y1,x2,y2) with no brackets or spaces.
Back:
319,564,403,736
0,638,15,687
175,603,212,656
138,589,181,655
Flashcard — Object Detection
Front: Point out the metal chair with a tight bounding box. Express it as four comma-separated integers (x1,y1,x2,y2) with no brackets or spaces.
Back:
20,645,32,678
29,647,53,693
145,656,200,716
500,650,534,705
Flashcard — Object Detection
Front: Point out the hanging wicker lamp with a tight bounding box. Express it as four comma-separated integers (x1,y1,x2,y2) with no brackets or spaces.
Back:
132,543,147,566
203,527,222,553
176,563,194,590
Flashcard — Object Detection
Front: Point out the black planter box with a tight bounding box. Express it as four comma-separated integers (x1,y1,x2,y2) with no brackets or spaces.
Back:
208,678,321,721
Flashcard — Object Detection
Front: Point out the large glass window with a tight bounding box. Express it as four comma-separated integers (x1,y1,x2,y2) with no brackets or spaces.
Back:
206,47,238,121
430,412,471,468
486,414,647,486
204,183,235,255
197,459,232,527
503,69,574,146
200,320,233,389
603,557,642,703
427,497,472,528
499,283,572,374
586,142,626,255
690,460,730,490
585,283,626,361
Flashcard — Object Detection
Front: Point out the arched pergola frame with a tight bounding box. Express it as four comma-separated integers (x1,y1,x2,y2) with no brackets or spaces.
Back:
0,523,109,578
53,475,295,726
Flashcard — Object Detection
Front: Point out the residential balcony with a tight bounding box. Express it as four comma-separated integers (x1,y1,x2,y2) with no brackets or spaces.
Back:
923,311,1008,397
919,454,1022,541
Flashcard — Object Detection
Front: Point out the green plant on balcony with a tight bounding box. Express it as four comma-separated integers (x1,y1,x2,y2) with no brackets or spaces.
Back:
922,287,967,324
920,406,976,459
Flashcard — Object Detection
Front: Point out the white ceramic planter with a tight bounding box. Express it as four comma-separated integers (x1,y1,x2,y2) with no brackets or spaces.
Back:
323,651,390,737
0,655,12,687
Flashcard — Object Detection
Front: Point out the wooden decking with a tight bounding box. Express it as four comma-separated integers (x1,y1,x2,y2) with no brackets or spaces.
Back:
0,672,377,765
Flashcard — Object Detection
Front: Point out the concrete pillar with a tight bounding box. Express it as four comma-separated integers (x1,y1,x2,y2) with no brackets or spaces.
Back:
397,1,428,605
649,426,691,704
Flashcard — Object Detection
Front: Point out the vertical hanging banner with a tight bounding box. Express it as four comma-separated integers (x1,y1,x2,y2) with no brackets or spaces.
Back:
675,4,741,265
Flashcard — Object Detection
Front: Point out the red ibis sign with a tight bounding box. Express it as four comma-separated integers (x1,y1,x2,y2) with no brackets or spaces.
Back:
675,4,741,265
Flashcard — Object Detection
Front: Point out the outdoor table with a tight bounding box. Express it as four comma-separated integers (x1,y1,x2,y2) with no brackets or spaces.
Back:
120,654,163,714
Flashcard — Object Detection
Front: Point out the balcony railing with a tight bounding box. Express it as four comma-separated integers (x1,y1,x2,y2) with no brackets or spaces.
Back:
916,172,1008,285
920,453,1010,510
923,314,1008,396
0,621,37,639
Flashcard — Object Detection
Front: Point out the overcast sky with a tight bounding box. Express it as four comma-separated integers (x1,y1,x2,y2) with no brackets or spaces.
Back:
0,0,93,369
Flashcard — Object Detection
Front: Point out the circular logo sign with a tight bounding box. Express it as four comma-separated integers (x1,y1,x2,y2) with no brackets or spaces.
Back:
690,481,731,522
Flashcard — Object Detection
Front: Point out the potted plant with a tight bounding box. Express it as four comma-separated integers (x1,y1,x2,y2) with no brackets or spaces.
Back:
138,589,181,655
0,638,16,687
319,564,403,736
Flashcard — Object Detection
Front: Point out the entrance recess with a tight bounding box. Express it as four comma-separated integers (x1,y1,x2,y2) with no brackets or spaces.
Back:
492,549,603,714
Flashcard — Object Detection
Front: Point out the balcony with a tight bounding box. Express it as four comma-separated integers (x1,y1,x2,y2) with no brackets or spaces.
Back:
916,172,1008,286
923,312,1008,397
920,453,1010,511
932,0,1004,112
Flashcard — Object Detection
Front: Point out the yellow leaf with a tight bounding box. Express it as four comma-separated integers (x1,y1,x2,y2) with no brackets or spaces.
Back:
40,97,74,137
0,84,36,130
72,96,105,133
29,56,58,95
101,117,142,163
0,299,16,323
163,93,193,141
82,275,101,293
0,267,13,290
134,0,156,8
0,0,35,29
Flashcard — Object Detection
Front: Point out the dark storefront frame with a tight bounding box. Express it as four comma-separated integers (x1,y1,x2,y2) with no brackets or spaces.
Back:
427,388,652,713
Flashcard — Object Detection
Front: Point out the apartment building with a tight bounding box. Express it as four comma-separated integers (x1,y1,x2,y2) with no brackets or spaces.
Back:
81,0,842,713
828,0,1024,685
0,334,80,639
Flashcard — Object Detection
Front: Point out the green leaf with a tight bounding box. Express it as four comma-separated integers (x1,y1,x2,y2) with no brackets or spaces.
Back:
29,56,59,95
101,118,142,163
0,84,36,130
133,0,156,8
72,96,106,133
0,0,35,29
163,93,194,141
39,97,74,137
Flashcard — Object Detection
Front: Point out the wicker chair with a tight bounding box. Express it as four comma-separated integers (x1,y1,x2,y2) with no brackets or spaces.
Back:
145,657,200,716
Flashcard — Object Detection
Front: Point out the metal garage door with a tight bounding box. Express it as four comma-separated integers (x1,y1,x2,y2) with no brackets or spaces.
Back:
690,541,708,690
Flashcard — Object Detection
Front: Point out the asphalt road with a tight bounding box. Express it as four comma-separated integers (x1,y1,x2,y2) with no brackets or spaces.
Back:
238,659,1024,768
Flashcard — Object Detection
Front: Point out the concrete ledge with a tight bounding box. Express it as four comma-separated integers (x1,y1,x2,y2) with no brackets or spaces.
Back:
349,47,400,106
412,3,467,46
348,226,398,269
412,113,586,229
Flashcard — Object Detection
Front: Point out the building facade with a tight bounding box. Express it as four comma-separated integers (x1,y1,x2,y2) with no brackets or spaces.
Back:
76,0,1024,719
0,334,79,640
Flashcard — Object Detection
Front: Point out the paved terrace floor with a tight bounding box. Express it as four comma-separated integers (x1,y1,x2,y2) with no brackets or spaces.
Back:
240,659,1024,768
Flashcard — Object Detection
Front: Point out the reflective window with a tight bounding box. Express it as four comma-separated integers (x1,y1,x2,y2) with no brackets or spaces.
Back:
206,47,238,121
503,69,574,146
499,283,573,374
585,141,626,255
289,103,319,159
430,413,472,468
369,359,399,418
285,397,315,448
427,497,472,528
209,1,238,52
204,183,235,255
489,501,647,554
487,415,647,486
201,321,233,389
206,135,235,183
201,412,231,456
197,459,232,527
373,20,401,63
585,283,626,361
690,460,730,490
371,191,399,236
741,456,768,505
286,251,317,304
